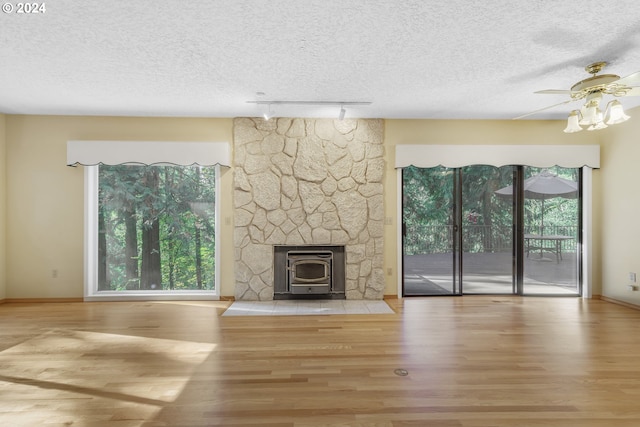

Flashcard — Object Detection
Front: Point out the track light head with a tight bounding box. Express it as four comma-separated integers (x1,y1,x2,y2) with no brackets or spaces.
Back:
263,104,273,120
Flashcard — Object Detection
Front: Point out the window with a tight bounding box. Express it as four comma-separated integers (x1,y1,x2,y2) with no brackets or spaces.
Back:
69,140,229,301
84,164,221,300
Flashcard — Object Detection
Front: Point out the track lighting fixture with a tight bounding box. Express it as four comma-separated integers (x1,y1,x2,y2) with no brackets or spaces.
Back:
248,100,371,120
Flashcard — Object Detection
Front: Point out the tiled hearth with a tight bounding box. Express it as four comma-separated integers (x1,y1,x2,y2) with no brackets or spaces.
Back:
222,299,394,316
233,117,385,301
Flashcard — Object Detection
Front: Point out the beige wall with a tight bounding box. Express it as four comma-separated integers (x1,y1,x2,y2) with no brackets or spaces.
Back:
599,112,640,304
382,119,603,296
0,114,6,300
6,114,636,302
5,115,234,299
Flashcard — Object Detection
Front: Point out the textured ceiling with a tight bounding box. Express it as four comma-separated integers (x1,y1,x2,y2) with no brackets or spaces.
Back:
1,0,640,120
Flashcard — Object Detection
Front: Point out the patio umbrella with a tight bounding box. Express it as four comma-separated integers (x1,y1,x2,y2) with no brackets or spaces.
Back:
494,169,578,234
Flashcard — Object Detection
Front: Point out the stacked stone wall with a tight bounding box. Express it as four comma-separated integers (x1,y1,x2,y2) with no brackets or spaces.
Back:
233,117,385,300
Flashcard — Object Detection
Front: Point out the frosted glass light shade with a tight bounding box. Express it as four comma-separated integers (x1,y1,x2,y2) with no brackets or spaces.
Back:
563,110,583,133
579,105,600,126
605,100,630,125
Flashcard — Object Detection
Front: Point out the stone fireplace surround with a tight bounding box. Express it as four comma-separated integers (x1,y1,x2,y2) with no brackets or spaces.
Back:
233,117,385,300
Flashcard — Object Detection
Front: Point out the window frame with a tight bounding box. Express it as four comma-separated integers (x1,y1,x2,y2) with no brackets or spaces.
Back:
83,165,221,301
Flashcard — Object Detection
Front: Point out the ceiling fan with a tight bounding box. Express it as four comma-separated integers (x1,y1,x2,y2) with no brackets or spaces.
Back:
515,61,640,132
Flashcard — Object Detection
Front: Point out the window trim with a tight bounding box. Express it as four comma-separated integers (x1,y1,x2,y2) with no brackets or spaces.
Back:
68,140,230,167
83,165,221,301
395,144,600,169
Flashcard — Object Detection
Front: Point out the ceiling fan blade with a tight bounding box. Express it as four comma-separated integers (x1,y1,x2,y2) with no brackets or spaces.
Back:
535,89,573,95
513,99,573,120
621,86,640,96
616,71,640,86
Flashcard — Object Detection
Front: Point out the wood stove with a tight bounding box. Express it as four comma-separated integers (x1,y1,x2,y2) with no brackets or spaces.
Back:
273,245,345,299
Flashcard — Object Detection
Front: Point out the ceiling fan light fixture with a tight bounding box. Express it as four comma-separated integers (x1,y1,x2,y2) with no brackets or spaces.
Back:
516,62,637,133
563,110,583,133
605,100,630,125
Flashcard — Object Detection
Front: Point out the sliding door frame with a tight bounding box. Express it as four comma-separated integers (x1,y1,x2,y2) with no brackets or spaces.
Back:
514,166,524,295
397,165,592,299
453,169,463,295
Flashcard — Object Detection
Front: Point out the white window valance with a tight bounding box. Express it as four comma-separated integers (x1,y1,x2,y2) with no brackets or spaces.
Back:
395,145,600,169
67,140,230,167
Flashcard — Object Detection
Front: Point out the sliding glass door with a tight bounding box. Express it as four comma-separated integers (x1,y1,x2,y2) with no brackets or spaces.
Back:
402,165,581,296
460,166,515,294
521,167,581,295
402,166,459,295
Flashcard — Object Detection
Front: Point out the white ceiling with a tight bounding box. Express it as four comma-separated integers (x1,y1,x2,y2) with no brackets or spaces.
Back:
2,0,640,120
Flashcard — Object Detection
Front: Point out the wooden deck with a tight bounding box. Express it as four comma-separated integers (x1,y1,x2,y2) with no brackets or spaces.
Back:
1,297,640,426
404,252,579,295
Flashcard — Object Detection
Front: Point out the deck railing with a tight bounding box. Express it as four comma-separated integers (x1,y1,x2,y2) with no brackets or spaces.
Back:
404,225,578,255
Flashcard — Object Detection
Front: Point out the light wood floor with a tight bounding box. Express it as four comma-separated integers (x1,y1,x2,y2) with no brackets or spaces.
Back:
1,297,640,426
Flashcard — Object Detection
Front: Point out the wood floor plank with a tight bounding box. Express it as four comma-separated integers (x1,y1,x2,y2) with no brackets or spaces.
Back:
1,297,640,426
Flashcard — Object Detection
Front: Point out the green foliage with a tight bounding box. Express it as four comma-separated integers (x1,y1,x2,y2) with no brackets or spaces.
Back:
402,166,455,255
461,165,514,253
98,165,216,291
403,165,579,255
524,166,579,236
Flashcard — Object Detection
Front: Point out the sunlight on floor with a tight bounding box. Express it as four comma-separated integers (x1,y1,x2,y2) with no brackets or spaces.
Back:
0,329,217,423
